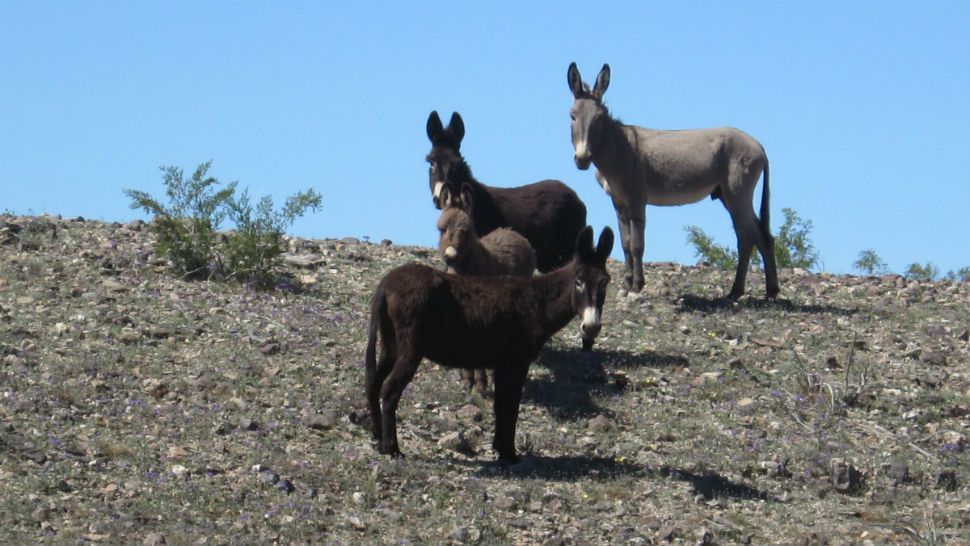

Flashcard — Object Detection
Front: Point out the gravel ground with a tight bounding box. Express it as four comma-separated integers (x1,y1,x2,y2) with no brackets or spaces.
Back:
1,214,968,545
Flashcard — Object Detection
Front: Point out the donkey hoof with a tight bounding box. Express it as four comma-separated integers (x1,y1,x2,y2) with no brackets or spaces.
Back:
379,445,404,458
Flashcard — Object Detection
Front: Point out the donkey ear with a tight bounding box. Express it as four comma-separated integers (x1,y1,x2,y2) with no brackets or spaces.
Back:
592,64,611,100
427,111,443,142
459,183,474,213
595,227,614,265
574,225,594,259
448,112,465,146
567,62,584,98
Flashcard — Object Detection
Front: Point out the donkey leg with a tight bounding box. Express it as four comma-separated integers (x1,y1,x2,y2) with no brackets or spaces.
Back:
729,233,754,301
491,364,529,463
727,205,761,300
757,224,780,299
367,330,396,441
460,369,475,392
629,212,646,293
613,209,635,291
379,349,421,457
473,368,489,397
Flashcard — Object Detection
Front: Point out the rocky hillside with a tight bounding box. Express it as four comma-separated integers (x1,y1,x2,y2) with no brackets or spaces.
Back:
1,214,968,544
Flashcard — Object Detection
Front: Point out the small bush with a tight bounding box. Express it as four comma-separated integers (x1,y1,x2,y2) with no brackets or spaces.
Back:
685,207,819,271
945,267,970,283
685,225,737,270
124,162,235,280
773,208,819,270
904,262,939,281
125,161,321,288
853,249,889,275
224,189,322,288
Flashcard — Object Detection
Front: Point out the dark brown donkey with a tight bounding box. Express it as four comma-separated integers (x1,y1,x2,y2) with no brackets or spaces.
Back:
426,111,588,273
365,226,614,463
567,63,779,300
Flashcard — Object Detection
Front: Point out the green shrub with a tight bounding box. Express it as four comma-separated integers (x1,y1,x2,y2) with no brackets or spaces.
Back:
125,161,321,288
684,225,737,270
124,161,235,280
853,249,889,275
224,189,322,288
946,267,970,282
904,262,939,281
685,207,819,271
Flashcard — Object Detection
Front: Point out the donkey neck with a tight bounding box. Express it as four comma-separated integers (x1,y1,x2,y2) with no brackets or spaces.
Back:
591,115,637,182
450,157,503,236
533,264,579,336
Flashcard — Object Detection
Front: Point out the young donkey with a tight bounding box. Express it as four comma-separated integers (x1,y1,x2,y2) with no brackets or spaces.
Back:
365,226,614,463
437,184,537,395
426,111,588,273
567,63,779,300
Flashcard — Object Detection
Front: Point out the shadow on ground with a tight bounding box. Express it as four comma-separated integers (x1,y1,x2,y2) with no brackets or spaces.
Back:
677,294,857,316
523,346,685,420
444,455,775,498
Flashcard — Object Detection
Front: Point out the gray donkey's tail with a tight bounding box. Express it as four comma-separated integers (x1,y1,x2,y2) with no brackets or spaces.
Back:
759,160,772,244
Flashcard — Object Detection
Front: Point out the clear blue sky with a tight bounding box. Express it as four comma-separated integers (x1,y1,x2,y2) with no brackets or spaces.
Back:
2,1,968,275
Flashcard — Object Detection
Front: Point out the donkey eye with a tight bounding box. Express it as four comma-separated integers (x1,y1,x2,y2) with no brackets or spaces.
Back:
575,280,585,292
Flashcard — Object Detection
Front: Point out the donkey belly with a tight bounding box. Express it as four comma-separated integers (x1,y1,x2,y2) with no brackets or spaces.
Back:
423,336,526,370
646,183,717,206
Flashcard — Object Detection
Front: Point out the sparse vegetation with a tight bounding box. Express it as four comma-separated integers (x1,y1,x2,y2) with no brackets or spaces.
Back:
224,188,323,288
1,215,967,544
854,249,890,275
686,207,819,271
684,225,737,270
124,161,235,280
125,161,321,288
905,261,940,281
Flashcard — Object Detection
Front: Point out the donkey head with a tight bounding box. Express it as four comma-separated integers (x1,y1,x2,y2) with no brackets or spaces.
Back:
571,226,614,346
436,184,476,271
567,62,611,170
426,111,467,209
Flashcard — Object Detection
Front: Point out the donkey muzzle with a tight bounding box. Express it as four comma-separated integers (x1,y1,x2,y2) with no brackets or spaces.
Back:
574,141,592,170
580,307,602,339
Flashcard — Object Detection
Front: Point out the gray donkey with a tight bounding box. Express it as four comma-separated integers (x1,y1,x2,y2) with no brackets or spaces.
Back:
567,62,779,300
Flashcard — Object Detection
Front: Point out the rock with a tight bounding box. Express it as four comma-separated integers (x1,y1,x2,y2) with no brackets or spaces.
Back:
258,341,281,355
101,279,125,292
588,415,613,433
919,348,947,366
305,412,336,430
829,458,866,494
275,479,295,494
493,494,517,510
260,470,280,486
937,470,959,491
456,404,483,422
437,431,469,453
238,417,259,431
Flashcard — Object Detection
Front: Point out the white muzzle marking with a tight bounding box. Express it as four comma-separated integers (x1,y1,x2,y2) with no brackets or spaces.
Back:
433,182,444,200
444,246,457,259
580,306,600,332
574,141,589,161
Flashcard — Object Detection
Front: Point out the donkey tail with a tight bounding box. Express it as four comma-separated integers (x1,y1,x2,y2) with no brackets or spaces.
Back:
364,281,386,390
759,159,772,242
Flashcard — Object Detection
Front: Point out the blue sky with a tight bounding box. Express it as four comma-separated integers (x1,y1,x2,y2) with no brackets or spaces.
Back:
2,1,968,275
